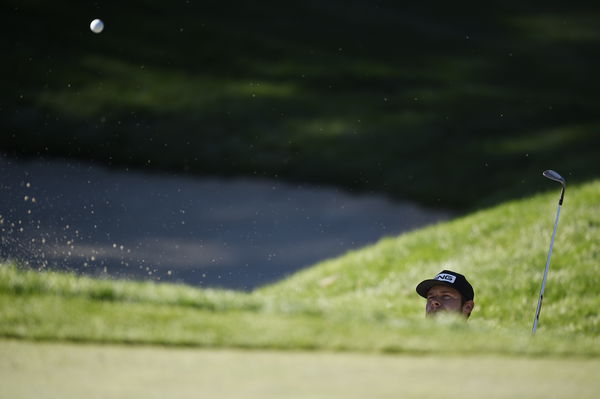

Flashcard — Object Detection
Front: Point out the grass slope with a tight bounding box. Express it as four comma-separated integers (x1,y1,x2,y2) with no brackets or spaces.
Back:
2,1,600,208
1,179,599,356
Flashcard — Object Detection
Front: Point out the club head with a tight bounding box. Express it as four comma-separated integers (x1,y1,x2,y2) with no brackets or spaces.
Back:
543,170,566,187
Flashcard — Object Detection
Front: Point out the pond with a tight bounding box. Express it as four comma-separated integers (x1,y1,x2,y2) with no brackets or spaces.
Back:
0,156,454,290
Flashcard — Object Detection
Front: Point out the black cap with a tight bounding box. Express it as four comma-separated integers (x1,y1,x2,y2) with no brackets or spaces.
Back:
416,270,474,301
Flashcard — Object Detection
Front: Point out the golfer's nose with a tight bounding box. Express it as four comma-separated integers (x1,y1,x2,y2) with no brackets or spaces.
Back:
430,298,441,309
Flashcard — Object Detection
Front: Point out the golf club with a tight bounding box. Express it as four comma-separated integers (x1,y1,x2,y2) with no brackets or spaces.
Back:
532,170,566,334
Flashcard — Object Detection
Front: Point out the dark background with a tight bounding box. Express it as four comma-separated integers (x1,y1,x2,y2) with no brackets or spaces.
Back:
2,1,600,210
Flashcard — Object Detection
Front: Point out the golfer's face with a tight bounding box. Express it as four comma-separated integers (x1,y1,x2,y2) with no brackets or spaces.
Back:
425,285,463,316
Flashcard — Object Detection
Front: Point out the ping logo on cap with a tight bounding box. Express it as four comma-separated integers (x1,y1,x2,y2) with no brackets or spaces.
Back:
435,273,456,283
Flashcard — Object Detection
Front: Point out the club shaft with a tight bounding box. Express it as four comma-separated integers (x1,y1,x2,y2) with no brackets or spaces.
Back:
532,202,562,334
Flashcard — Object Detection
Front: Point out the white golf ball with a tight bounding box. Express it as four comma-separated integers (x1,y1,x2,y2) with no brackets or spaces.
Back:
90,19,104,34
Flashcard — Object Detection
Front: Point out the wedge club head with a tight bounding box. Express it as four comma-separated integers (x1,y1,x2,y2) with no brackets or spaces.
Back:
543,170,566,187
543,170,566,205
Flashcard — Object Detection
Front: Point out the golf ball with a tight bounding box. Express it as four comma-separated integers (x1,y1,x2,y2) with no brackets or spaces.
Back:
90,19,104,34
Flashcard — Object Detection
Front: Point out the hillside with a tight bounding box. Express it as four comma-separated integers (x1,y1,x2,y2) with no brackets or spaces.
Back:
1,179,599,355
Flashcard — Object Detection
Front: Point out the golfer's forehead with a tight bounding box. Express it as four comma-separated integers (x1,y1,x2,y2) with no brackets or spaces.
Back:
427,285,461,297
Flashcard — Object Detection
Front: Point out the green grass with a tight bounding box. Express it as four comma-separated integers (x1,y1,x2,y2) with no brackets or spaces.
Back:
3,1,600,209
3,340,600,399
1,179,599,356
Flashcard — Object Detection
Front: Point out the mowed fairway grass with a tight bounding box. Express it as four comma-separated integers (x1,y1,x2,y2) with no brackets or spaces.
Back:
2,340,600,399
1,179,600,397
